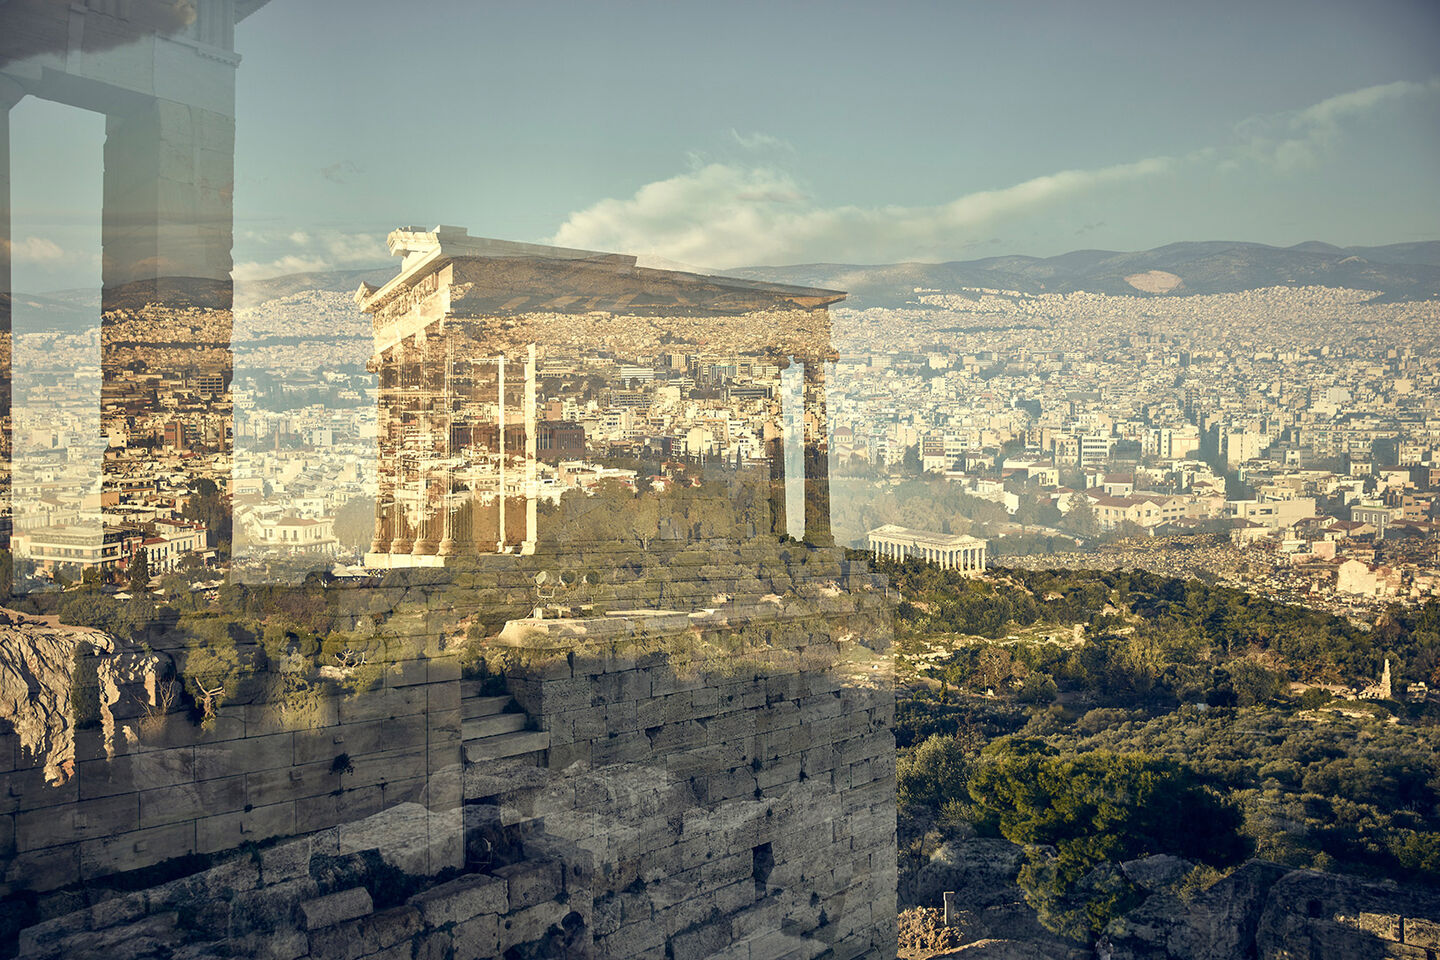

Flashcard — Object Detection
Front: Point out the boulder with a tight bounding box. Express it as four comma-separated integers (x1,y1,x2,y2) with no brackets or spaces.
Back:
1105,860,1289,960
1120,855,1192,893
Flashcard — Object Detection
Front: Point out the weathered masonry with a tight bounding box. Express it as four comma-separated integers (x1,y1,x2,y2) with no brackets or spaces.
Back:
2,550,898,959
1,220,898,959
0,0,251,554
356,226,845,568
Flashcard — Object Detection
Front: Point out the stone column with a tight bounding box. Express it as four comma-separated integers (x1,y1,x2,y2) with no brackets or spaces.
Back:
437,344,457,558
100,98,235,298
389,353,415,554
101,95,237,556
522,343,537,555
412,340,441,557
370,346,393,553
496,353,507,551
801,359,833,545
766,357,788,538
0,77,20,556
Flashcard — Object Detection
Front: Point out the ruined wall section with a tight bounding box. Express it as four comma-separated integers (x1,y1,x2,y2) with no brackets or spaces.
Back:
485,586,898,960
0,657,464,903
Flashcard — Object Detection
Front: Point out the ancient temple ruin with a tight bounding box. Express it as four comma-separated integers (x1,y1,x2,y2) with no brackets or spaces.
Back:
0,0,250,556
356,225,844,568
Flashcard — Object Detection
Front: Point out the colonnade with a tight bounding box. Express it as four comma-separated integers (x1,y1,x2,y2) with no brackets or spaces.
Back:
867,529,987,574
370,340,538,562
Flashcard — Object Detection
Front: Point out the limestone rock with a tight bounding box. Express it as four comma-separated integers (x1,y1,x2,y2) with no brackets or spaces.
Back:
933,937,1079,959
910,839,1029,909
1105,860,1289,960
1120,855,1193,893
0,610,115,784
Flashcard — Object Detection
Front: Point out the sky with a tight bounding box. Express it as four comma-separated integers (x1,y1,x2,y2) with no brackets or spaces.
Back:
8,0,1440,291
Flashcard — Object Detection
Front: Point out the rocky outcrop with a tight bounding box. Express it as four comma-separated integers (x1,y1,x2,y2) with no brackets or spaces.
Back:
1105,860,1289,960
1255,869,1440,960
914,838,1074,952
0,611,111,785
920,836,1440,960
912,838,1029,910
1105,861,1440,960
936,937,1087,959
0,609,171,786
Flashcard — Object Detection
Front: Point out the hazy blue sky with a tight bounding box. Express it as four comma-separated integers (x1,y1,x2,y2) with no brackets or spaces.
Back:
10,0,1440,290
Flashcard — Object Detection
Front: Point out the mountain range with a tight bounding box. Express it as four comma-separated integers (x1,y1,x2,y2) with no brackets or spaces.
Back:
15,240,1440,328
723,240,1440,308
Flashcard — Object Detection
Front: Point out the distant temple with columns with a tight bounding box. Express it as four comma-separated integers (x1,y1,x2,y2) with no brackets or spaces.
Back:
356,225,845,567
868,523,988,574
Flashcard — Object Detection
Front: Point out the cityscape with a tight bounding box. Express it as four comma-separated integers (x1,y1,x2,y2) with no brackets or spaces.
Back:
2,1,1439,959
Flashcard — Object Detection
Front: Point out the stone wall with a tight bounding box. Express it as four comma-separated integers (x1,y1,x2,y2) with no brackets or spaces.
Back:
4,552,899,959
15,802,575,960
482,592,897,959
0,644,464,900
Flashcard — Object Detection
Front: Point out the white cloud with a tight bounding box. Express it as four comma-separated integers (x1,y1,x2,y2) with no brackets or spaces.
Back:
6,236,67,263
550,157,1171,268
1235,77,1440,170
232,229,388,283
729,129,794,153
549,76,1440,266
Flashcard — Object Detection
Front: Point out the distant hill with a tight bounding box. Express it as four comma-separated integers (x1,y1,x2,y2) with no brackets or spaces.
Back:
725,240,1440,308
233,266,393,307
18,241,1440,324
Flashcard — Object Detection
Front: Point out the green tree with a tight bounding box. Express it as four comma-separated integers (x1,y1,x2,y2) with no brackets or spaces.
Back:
897,732,980,810
1061,497,1100,539
128,548,151,595
333,496,376,552
967,739,1249,939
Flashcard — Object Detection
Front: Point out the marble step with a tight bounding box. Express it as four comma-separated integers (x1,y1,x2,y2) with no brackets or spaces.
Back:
462,712,528,741
464,730,550,764
462,695,513,720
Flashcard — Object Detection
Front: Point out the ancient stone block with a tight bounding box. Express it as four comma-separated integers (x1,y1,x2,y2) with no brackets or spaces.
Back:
295,784,383,835
670,917,733,960
495,859,563,911
293,720,386,766
138,775,246,829
300,887,374,930
229,878,318,938
259,837,312,885
244,760,343,808
1405,917,1440,950
407,873,507,927
79,821,196,878
195,800,296,854
450,911,500,956
307,905,421,960
498,901,571,953
193,733,293,781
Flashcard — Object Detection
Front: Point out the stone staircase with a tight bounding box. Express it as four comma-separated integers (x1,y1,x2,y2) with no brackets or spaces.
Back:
460,682,549,764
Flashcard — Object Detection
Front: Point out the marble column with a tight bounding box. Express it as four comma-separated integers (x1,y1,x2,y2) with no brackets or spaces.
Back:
766,357,788,538
389,352,415,554
801,358,833,545
522,343,537,555
0,78,19,557
496,353,508,552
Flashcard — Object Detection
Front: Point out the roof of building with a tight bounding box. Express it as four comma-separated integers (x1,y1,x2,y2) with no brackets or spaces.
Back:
867,524,987,548
355,225,846,317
